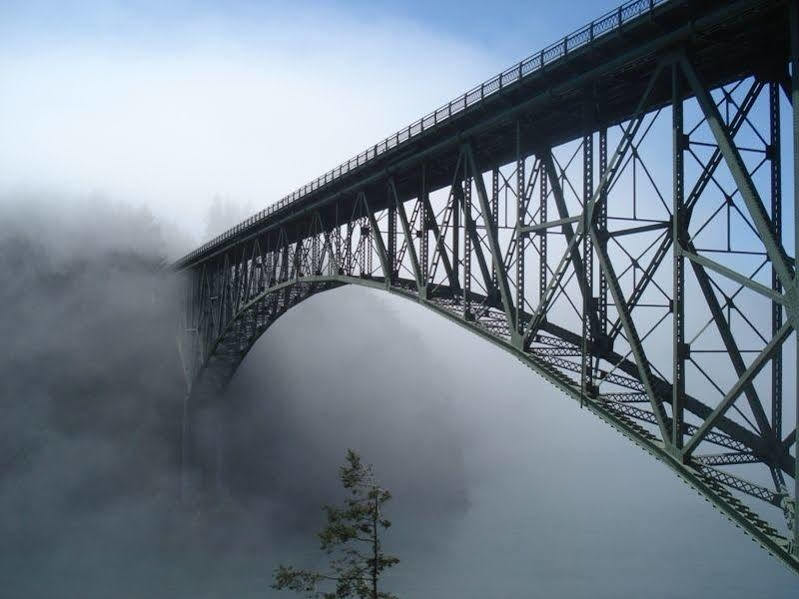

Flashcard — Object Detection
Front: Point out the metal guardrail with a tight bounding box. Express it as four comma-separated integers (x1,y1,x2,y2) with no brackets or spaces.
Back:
178,0,666,267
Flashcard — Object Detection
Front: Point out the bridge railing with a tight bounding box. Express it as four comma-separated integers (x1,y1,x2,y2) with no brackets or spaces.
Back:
177,0,665,268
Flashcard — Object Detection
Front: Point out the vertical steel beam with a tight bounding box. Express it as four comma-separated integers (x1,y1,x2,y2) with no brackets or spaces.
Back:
242,243,252,303
361,215,369,276
204,265,214,360
581,121,594,403
516,121,526,333
312,221,320,275
281,230,290,281
234,247,244,312
492,166,500,291
541,152,600,338
457,179,494,305
672,64,686,450
259,237,266,289
452,171,460,291
596,127,608,385
345,219,354,276
790,0,799,555
335,203,342,274
294,237,304,279
325,231,335,276
422,184,460,293
256,236,267,284
363,193,391,285
388,192,397,283
354,196,366,276
539,159,548,303
466,144,518,340
270,232,279,284
218,255,229,337
770,81,783,446
392,179,423,293
464,174,473,318
420,164,430,295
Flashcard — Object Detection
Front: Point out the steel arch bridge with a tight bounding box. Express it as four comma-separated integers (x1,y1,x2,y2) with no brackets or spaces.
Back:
175,0,799,574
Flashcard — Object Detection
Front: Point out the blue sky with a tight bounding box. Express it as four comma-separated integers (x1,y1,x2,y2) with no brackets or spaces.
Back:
0,0,620,245
0,0,608,56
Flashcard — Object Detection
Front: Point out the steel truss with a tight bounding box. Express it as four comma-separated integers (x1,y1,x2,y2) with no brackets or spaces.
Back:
176,0,799,575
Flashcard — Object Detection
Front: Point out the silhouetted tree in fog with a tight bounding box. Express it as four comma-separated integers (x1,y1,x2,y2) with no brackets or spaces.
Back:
273,450,399,599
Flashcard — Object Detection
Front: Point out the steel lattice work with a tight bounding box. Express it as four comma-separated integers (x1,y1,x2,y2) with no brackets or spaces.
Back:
174,0,799,574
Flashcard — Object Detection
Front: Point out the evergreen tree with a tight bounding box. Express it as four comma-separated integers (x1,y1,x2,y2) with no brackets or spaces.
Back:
272,450,399,599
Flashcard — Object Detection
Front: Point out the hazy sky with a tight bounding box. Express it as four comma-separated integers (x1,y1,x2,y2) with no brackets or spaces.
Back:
1,0,616,247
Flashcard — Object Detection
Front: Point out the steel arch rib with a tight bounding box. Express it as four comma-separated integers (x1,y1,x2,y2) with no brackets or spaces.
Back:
184,273,798,574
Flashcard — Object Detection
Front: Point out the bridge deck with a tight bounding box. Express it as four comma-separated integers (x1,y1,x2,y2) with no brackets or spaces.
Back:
175,0,787,270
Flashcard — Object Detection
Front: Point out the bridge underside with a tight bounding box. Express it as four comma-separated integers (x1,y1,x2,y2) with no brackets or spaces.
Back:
177,0,799,574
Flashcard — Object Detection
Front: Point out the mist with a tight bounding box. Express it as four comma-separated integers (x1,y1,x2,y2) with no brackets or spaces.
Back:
1,190,796,597
0,192,470,598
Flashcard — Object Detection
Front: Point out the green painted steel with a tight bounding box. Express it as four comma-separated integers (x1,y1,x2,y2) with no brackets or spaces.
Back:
175,0,799,575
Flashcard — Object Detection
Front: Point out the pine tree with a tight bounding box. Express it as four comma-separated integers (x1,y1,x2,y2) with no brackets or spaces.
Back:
272,450,399,599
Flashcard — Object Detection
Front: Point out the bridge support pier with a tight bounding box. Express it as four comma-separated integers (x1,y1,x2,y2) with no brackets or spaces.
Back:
180,390,227,506
180,391,189,503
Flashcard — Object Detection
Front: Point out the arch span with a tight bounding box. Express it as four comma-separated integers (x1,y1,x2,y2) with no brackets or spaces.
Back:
179,271,796,571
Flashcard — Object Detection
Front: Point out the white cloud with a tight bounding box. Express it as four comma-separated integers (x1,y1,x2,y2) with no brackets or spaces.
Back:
0,11,498,249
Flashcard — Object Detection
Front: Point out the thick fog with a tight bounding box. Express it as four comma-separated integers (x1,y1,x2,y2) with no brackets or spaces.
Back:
0,193,796,598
